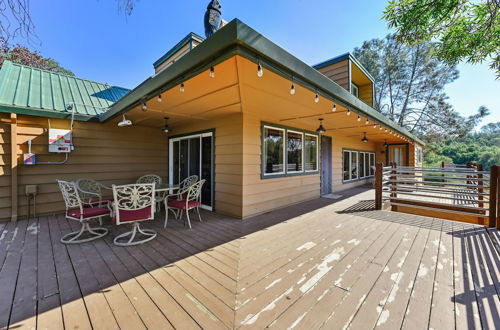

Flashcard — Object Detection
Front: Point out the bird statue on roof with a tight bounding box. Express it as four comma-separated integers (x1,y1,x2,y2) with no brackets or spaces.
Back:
204,0,223,38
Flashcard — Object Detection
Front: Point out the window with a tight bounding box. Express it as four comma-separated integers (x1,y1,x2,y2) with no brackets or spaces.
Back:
262,124,319,178
287,131,303,173
343,149,376,182
351,83,359,98
305,134,318,172
416,146,423,165
263,126,285,175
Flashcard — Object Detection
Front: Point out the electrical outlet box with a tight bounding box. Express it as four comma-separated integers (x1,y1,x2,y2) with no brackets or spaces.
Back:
25,185,37,196
48,128,72,153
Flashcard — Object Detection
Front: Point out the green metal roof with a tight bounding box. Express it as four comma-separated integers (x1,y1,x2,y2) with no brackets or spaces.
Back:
153,32,205,69
103,19,424,145
0,60,129,121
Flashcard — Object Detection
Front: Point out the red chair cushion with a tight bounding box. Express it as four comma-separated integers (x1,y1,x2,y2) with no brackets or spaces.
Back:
67,207,110,219
113,207,152,223
167,200,201,210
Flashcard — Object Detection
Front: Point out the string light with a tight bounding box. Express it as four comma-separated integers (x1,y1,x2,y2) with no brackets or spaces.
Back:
141,102,147,112
347,109,351,116
180,83,185,92
332,103,337,112
290,81,296,95
157,94,162,103
357,114,361,122
373,123,377,129
257,61,264,77
385,128,388,133
315,92,320,103
365,118,369,125
209,66,215,78
379,125,383,130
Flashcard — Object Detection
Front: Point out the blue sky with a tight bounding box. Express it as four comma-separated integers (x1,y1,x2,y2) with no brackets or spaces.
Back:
22,0,499,125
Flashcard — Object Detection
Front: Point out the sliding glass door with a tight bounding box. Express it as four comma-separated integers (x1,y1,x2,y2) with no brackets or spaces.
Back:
169,131,213,210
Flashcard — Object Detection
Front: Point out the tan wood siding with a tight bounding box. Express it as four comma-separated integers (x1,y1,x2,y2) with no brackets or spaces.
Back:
317,60,349,90
358,83,373,106
3,115,168,221
0,114,11,220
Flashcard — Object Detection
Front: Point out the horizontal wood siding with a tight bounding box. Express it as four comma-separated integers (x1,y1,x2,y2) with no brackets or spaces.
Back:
0,114,11,220
317,60,349,90
3,115,168,221
241,113,320,218
166,113,244,218
358,83,373,106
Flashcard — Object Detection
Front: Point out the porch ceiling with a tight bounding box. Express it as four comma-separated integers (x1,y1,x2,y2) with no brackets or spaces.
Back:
115,55,406,145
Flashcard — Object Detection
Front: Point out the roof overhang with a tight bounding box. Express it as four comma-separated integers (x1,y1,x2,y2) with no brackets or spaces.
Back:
102,19,424,145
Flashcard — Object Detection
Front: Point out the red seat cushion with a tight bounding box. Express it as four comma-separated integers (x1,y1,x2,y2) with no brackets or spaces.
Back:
67,207,110,219
167,200,201,210
113,207,152,223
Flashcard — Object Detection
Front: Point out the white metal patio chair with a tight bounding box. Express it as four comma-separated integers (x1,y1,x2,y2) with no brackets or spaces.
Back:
136,174,163,212
166,175,199,219
76,178,113,208
164,179,205,229
57,180,109,244
112,183,157,246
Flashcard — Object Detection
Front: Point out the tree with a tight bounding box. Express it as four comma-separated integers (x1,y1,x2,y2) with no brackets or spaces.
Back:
0,0,37,43
383,0,500,77
0,39,74,76
353,35,489,139
481,121,500,133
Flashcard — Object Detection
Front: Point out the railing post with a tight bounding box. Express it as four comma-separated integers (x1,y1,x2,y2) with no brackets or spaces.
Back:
391,162,397,211
477,163,484,210
441,161,445,183
375,162,383,210
489,165,498,228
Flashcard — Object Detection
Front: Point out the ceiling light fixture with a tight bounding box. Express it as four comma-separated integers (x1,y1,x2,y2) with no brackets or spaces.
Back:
257,61,264,77
161,117,170,133
316,118,326,133
361,132,368,143
117,115,132,127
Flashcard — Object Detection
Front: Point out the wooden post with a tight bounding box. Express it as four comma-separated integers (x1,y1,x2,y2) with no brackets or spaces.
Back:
441,161,445,183
390,162,397,211
477,163,483,209
375,162,383,210
489,165,498,228
10,113,18,222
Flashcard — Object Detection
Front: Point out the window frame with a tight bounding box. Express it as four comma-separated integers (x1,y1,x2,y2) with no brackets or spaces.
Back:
286,129,304,174
351,82,359,98
304,133,319,173
342,148,376,183
261,123,319,179
262,125,286,176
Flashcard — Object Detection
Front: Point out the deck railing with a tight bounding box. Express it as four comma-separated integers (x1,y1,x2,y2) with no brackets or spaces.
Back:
375,163,500,227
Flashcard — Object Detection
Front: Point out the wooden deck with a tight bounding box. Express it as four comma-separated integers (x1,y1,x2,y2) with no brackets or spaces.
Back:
0,186,499,329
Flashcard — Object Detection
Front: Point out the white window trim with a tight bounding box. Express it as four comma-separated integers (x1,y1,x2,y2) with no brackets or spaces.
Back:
343,150,376,182
286,130,304,174
351,83,359,98
263,125,286,176
304,133,319,173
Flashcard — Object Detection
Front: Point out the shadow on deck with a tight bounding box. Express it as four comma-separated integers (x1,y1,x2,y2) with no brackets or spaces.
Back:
0,185,499,329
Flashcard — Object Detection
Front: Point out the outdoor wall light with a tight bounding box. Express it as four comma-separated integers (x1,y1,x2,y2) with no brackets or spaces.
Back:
332,103,337,112
141,102,147,112
361,132,368,143
161,117,170,133
316,118,326,133
257,61,264,77
209,66,215,78
118,115,132,127
180,83,185,92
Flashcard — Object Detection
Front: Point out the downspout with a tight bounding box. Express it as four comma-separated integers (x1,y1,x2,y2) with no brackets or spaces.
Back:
10,113,17,222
